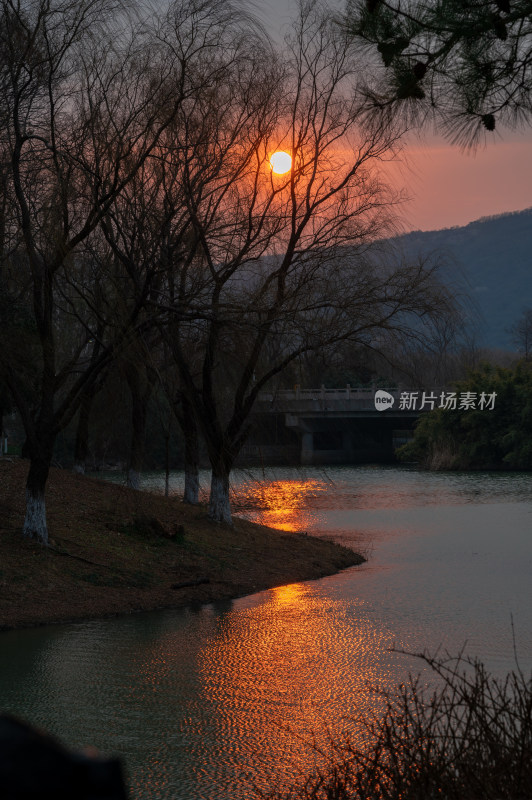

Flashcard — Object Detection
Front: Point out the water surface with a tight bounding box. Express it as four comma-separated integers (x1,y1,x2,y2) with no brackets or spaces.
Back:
0,466,530,799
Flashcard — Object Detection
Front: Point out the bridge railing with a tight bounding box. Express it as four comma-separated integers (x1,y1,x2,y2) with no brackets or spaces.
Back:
257,384,401,402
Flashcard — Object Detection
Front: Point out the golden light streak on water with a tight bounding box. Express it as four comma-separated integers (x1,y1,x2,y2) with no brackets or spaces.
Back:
272,583,306,605
235,479,327,532
195,578,401,795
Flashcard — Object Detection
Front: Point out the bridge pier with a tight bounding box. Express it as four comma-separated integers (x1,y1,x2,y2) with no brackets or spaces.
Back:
301,431,314,465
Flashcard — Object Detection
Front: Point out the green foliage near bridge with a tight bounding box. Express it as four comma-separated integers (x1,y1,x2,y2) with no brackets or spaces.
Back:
397,361,532,470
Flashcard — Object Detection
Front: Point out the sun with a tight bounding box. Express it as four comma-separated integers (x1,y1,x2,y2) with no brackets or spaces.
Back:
269,151,292,175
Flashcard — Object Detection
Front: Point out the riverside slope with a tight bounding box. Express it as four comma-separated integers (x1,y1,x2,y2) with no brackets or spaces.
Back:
0,459,364,630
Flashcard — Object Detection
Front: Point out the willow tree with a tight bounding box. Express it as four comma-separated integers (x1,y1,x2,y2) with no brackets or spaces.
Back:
161,1,456,524
0,0,245,543
90,0,269,501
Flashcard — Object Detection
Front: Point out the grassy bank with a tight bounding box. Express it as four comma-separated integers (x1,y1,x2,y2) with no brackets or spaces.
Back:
0,458,364,630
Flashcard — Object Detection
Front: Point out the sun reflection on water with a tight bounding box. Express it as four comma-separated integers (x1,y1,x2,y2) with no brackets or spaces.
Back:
195,579,404,796
234,478,327,532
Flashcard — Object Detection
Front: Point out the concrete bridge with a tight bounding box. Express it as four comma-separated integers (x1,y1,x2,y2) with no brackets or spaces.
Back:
244,385,428,465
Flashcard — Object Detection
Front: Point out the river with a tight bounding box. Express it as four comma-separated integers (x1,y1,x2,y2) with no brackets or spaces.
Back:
0,466,531,799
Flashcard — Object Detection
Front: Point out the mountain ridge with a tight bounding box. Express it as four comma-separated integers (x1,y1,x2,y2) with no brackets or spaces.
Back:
391,207,532,349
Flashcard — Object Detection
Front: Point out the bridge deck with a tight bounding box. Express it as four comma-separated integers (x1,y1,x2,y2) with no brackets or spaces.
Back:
255,386,429,415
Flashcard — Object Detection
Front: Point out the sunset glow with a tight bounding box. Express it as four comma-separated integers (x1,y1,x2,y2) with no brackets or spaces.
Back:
270,151,292,174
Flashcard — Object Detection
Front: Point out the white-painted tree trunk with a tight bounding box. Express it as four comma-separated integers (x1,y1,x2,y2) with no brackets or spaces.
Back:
23,491,48,545
183,467,199,504
127,468,141,490
208,473,232,524
72,462,85,475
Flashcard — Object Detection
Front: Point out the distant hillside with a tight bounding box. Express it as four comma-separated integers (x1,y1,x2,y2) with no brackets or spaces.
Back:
392,208,532,350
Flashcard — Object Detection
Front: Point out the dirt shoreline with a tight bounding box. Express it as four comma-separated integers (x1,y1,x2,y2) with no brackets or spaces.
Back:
0,458,364,632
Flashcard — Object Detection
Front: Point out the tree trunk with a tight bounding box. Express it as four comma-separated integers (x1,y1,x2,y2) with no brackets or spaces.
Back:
125,364,153,490
23,451,52,544
184,465,199,504
127,468,141,491
182,396,199,504
73,387,95,475
208,467,232,524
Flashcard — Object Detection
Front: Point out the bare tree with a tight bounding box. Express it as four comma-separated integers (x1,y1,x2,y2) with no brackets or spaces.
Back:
0,0,240,543
508,307,532,360
93,2,272,505
71,325,106,475
160,1,457,524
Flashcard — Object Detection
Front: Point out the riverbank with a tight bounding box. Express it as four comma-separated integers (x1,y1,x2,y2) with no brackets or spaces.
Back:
0,459,364,631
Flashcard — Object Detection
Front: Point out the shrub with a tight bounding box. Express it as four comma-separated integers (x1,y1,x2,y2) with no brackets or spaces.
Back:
397,361,532,469
257,651,532,800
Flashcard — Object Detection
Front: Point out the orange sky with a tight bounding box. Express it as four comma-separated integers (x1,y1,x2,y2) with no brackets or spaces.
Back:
388,134,532,232
258,0,532,233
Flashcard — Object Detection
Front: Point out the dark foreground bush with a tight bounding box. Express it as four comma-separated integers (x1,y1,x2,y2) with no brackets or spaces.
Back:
258,651,532,800
0,715,128,799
